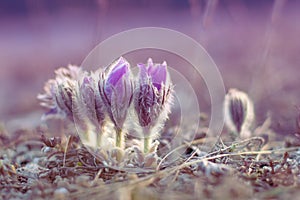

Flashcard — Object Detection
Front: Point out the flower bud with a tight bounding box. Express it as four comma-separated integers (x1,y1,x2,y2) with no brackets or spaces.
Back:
99,57,134,149
73,74,109,148
224,88,255,139
77,76,105,127
38,65,83,119
100,57,133,129
134,58,173,152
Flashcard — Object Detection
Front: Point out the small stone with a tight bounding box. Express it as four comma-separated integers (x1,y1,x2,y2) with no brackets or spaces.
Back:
76,175,92,187
54,187,69,199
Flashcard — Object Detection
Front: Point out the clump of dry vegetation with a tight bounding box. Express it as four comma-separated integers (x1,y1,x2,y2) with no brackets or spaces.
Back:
1,121,300,199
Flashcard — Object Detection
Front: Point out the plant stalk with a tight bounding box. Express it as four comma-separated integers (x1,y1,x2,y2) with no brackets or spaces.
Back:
116,128,124,149
144,137,151,153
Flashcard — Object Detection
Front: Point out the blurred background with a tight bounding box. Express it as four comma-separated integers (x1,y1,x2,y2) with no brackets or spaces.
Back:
0,0,299,136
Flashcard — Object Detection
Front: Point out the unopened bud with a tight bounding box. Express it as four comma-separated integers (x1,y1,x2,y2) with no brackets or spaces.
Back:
224,88,255,139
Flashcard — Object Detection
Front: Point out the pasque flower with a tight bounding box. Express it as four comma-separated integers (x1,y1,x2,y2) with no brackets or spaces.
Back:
224,88,255,139
37,65,83,120
134,58,173,153
99,57,134,148
77,76,105,127
72,74,107,147
38,58,174,155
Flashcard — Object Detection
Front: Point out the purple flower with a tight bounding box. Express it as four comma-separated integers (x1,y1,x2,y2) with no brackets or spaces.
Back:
134,58,172,129
145,59,167,91
100,57,133,130
37,78,75,120
77,76,105,127
37,65,83,120
224,88,255,139
71,74,108,148
98,57,134,149
134,58,173,152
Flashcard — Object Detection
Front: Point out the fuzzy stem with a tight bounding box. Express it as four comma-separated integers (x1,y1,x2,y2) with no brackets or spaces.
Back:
97,130,102,147
85,123,98,148
116,128,124,149
97,123,106,147
144,137,151,153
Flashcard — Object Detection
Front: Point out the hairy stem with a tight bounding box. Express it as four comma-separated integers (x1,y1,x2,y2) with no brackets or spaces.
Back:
144,137,152,153
116,128,124,149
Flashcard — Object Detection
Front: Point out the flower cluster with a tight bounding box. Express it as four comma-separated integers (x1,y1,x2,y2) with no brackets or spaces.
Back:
38,57,173,153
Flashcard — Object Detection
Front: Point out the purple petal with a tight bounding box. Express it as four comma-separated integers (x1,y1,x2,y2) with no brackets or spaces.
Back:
148,62,167,91
82,76,91,85
106,57,129,87
101,57,133,129
137,63,148,82
45,107,58,116
80,77,95,108
146,58,155,75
